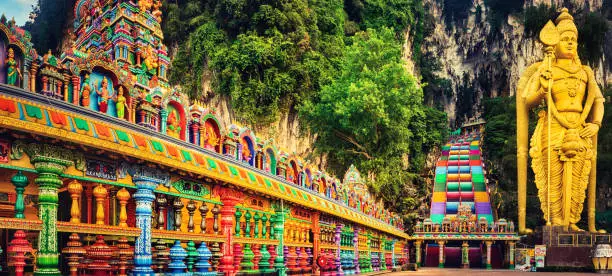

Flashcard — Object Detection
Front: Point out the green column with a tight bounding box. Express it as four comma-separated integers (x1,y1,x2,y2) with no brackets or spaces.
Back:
26,144,74,276
244,210,252,238
235,208,243,237
461,241,469,268
253,212,260,238
11,171,29,219
261,213,268,239
273,203,288,276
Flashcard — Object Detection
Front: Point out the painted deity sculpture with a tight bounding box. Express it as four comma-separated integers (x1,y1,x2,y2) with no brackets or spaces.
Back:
204,124,219,150
81,75,91,107
516,8,605,233
167,111,181,138
6,48,21,86
116,86,127,119
241,140,251,163
97,77,112,113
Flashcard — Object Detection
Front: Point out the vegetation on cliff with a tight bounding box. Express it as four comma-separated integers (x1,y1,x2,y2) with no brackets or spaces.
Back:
161,0,446,224
300,28,447,222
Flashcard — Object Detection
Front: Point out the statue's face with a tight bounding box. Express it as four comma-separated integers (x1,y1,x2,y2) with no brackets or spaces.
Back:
556,31,578,59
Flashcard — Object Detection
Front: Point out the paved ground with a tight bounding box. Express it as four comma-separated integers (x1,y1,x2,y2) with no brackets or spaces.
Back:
374,268,595,275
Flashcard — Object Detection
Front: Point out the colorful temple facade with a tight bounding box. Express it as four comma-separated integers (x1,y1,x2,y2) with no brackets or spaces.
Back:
412,120,519,269
0,2,407,275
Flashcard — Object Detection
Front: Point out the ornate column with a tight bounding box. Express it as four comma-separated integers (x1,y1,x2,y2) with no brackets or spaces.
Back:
437,240,445,268
156,194,167,230
354,227,360,274
29,63,38,92
132,176,159,275
62,73,69,101
244,210,252,237
311,212,320,275
174,197,184,231
160,109,168,134
67,180,82,223
508,241,515,270
116,188,130,227
186,199,196,232
71,75,80,105
93,184,107,225
214,186,246,276
199,202,209,233
273,203,288,276
461,241,469,268
11,171,28,219
190,122,200,145
335,224,343,274
485,241,493,270
261,213,268,239
22,143,77,276
414,240,422,267
253,212,260,238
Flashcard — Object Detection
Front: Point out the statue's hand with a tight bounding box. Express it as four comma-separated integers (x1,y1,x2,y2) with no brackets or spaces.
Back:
580,123,600,138
539,69,553,90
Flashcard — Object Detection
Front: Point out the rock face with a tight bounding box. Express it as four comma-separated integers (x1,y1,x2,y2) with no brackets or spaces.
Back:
201,0,610,165
201,87,318,166
414,0,609,125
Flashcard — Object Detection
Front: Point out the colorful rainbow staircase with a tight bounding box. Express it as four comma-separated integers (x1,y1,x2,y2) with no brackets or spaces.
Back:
430,133,493,224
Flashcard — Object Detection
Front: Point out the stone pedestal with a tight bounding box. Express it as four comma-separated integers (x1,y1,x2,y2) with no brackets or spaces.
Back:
542,226,611,268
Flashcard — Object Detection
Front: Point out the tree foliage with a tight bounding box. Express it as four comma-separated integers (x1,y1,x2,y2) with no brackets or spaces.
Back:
23,0,76,54
300,28,448,220
165,0,345,124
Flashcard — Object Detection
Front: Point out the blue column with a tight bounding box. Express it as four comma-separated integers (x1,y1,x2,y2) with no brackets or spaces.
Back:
132,176,157,275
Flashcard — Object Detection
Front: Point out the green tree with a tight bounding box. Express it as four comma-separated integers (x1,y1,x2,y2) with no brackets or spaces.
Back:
300,28,447,221
24,0,76,54
166,0,345,125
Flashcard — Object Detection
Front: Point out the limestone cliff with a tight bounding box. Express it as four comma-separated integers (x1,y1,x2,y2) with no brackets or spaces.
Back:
412,0,610,125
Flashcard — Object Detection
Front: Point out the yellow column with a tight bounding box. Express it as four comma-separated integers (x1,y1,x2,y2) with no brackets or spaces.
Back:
414,240,422,267
67,180,82,223
93,184,107,225
116,188,131,227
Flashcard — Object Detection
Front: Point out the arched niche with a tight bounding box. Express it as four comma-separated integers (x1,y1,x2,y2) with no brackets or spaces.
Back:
0,30,9,85
239,132,255,166
287,159,299,185
302,168,312,189
330,180,338,200
166,100,187,140
86,67,119,116
202,114,222,153
320,177,327,196
161,88,189,140
264,145,277,174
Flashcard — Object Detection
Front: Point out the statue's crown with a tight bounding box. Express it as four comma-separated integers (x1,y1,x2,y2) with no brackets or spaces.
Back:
555,8,578,35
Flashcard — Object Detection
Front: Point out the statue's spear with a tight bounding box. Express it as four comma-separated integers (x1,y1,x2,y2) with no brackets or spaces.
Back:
539,20,559,227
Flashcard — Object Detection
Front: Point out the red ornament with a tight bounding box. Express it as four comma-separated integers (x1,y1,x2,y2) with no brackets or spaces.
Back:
7,230,33,276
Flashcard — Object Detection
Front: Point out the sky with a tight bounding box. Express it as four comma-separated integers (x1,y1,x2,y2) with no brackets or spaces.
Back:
0,0,36,26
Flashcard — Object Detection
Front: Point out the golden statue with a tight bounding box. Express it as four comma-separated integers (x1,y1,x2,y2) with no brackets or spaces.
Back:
204,124,219,150
516,8,605,234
